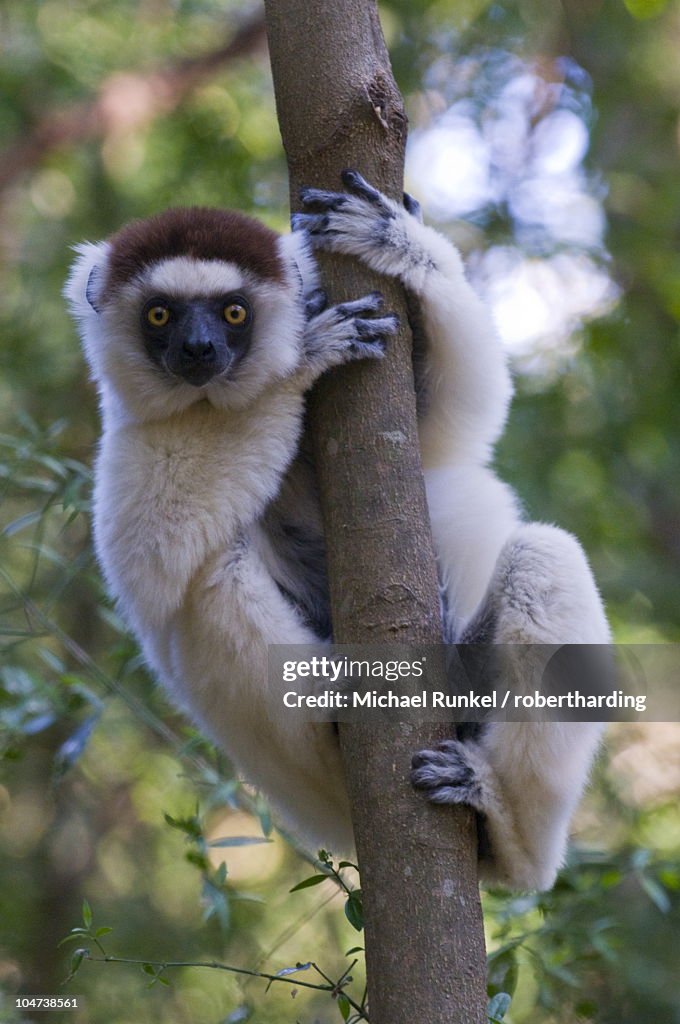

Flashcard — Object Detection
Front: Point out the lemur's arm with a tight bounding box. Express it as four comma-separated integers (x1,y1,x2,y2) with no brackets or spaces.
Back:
293,169,512,466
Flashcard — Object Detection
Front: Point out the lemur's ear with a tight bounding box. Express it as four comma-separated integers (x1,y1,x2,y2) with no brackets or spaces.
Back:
86,265,103,313
63,241,111,319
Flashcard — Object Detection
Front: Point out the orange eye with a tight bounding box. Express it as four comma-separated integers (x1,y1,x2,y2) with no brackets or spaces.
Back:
224,302,248,326
147,305,170,327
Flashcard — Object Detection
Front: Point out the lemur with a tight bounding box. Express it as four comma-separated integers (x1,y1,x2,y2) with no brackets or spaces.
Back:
65,170,609,890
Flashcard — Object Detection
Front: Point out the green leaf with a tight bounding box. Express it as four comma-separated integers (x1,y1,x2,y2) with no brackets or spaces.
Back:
185,849,209,871
58,931,89,948
289,874,329,892
3,510,43,537
54,715,99,777
164,812,202,839
64,948,87,984
487,948,518,998
82,899,92,929
337,993,351,1021
487,991,512,1022
276,962,311,977
208,836,271,848
639,874,671,913
344,892,364,932
256,805,273,837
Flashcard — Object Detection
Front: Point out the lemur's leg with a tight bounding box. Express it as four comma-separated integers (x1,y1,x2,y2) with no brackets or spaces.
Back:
412,522,609,890
294,169,512,467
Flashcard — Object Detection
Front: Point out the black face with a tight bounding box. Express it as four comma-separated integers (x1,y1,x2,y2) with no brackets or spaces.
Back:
140,294,254,387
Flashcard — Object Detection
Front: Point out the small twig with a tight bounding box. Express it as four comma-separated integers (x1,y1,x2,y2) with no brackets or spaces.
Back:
82,951,366,1015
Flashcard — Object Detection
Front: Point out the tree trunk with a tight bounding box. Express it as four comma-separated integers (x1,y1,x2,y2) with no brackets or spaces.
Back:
264,4,488,1022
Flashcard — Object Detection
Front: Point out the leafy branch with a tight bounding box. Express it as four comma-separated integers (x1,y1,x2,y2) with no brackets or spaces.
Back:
61,901,368,1022
291,849,364,933
163,807,272,932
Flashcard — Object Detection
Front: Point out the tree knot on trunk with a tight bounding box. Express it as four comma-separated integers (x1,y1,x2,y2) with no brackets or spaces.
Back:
366,72,408,141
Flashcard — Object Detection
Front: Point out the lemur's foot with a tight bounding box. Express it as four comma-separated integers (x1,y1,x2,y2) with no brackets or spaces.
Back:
411,739,485,811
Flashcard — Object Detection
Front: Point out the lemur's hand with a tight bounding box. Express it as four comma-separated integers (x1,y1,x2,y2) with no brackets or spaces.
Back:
293,170,437,282
301,288,398,379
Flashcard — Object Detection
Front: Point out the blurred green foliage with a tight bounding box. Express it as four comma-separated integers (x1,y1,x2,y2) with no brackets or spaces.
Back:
1,1,679,1022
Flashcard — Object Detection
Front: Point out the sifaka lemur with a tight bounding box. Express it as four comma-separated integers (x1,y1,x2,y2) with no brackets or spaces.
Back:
65,170,609,890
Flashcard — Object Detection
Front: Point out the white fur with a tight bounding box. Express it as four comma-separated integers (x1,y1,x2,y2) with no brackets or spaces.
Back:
303,189,609,887
66,195,610,889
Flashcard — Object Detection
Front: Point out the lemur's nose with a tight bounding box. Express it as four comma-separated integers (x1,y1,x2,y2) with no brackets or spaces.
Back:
182,334,216,363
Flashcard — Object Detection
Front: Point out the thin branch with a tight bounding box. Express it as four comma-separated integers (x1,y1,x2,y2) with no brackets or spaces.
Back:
80,953,366,1016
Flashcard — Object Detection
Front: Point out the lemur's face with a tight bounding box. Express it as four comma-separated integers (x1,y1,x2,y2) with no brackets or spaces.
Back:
138,282,254,388
67,207,306,418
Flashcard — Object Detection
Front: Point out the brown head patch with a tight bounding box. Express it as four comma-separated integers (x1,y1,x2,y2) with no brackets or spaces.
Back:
103,207,283,297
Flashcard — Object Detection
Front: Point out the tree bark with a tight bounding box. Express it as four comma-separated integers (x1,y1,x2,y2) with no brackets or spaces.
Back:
265,4,488,1022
